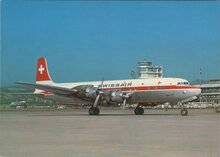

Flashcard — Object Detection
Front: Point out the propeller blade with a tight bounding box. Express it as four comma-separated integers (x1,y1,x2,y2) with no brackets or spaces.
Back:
99,77,104,90
122,98,127,109
93,77,104,108
93,94,101,107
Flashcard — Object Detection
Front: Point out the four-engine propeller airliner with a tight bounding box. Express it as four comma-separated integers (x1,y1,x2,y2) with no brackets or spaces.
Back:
16,57,201,116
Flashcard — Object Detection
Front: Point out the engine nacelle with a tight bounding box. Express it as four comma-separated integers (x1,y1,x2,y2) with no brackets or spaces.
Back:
111,91,125,103
85,86,97,99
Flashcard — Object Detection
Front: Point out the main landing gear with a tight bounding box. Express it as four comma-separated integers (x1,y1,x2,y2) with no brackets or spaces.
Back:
89,107,100,115
134,106,144,115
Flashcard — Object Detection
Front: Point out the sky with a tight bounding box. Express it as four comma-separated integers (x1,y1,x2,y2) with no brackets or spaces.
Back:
1,1,220,86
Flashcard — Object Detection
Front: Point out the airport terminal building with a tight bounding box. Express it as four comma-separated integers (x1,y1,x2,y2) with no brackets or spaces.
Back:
194,79,220,104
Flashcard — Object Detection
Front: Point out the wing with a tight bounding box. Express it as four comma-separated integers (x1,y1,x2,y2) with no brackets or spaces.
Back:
16,82,134,106
15,82,78,96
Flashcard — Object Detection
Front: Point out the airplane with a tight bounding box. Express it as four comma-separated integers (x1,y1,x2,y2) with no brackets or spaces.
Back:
16,57,201,116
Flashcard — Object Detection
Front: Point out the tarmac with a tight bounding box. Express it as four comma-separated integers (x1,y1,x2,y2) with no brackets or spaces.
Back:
0,108,219,157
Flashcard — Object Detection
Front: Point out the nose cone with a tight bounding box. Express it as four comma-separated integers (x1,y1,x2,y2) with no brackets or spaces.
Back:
194,88,201,96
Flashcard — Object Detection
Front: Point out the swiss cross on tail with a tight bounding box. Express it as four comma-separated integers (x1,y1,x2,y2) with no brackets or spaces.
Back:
38,65,45,74
36,58,52,82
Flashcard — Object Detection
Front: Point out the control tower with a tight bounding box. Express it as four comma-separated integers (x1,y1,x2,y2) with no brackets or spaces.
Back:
138,60,163,79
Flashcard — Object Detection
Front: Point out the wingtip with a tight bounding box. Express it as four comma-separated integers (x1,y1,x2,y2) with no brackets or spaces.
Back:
15,81,32,85
15,81,25,84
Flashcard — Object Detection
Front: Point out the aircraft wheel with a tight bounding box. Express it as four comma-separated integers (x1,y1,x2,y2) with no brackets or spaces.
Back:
181,108,188,116
89,107,100,115
134,107,144,115
95,107,100,115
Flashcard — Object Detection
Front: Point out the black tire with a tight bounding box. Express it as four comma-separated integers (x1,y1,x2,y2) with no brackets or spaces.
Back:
89,107,95,115
134,107,144,115
94,107,100,115
89,107,100,115
181,108,188,116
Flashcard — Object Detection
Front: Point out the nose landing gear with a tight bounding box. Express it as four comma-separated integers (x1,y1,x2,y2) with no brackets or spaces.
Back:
177,102,188,116
181,108,188,116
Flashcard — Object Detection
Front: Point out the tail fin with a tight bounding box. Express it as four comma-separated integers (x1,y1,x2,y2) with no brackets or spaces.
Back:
36,57,53,83
35,57,53,94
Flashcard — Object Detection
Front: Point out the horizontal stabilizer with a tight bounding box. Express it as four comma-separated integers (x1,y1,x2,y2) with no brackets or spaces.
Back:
10,92,44,96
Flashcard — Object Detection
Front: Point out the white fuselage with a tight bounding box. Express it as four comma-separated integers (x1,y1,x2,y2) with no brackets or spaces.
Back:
41,77,201,105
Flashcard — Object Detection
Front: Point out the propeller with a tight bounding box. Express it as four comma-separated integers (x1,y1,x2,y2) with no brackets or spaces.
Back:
121,95,127,109
93,78,104,108
121,81,129,109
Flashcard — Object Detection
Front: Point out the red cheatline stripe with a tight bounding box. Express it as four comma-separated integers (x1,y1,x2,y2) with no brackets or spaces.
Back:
40,85,198,95
102,85,198,91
